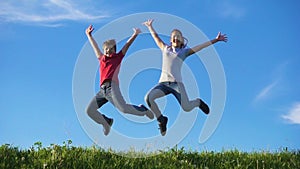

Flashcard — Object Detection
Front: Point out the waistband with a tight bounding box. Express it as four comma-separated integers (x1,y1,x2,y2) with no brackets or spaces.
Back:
159,81,179,85
101,80,112,89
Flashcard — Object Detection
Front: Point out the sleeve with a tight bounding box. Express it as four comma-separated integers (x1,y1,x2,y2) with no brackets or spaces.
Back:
183,47,192,59
162,45,170,54
118,51,125,59
98,55,103,61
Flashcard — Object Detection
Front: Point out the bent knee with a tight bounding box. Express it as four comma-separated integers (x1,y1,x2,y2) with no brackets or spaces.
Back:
145,93,156,107
181,104,194,112
145,94,151,107
86,106,94,117
118,107,127,114
86,102,98,116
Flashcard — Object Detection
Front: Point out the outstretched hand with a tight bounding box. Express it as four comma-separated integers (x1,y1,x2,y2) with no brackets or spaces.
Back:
133,28,142,35
216,32,228,42
86,25,94,36
143,19,154,27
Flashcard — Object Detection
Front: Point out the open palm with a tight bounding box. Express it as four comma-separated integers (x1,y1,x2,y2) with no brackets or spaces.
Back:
216,32,228,42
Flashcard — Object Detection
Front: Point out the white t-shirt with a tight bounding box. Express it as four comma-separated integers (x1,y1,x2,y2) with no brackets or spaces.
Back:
159,45,190,83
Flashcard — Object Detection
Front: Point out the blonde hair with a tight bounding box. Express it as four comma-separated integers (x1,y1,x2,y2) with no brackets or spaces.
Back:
102,39,116,51
170,29,187,48
171,29,183,36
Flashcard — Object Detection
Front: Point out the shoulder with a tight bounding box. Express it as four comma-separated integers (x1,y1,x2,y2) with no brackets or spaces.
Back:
181,46,190,53
179,47,191,58
184,47,191,54
98,54,104,61
116,51,125,58
163,45,171,52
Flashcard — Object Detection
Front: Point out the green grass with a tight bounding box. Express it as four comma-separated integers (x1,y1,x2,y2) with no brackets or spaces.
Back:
0,141,299,169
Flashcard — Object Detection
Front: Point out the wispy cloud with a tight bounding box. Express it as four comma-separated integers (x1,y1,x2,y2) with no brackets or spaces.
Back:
254,80,279,102
253,61,290,103
0,0,109,26
217,1,246,19
282,103,300,125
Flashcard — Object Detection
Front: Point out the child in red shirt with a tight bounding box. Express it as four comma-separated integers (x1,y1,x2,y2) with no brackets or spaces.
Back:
85,25,154,136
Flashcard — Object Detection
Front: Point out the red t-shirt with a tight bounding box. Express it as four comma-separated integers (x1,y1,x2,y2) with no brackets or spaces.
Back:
99,51,124,85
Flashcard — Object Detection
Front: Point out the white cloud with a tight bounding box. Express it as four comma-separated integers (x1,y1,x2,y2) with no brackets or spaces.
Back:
254,80,278,101
253,62,290,103
282,103,300,124
0,0,109,26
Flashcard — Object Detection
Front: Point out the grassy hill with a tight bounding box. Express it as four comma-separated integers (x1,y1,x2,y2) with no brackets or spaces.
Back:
1,141,299,169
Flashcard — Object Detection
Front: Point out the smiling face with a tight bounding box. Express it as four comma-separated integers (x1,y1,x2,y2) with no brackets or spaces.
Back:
170,29,184,48
102,39,116,56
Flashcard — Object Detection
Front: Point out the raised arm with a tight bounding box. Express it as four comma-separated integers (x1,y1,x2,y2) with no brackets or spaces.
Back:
187,32,228,56
85,25,103,59
143,19,165,50
121,28,141,55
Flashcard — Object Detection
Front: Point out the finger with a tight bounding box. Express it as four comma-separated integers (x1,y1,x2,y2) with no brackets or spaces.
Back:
90,25,94,32
147,19,153,24
142,21,148,26
133,27,141,32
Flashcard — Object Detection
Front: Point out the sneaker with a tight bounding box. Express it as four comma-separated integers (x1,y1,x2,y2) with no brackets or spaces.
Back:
103,116,114,136
140,104,154,120
199,99,210,115
158,115,168,136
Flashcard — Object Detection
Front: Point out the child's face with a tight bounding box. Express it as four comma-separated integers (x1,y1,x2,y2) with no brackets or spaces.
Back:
103,41,116,56
170,31,184,48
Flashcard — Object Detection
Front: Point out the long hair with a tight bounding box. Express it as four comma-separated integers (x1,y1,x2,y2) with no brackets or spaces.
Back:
170,29,188,48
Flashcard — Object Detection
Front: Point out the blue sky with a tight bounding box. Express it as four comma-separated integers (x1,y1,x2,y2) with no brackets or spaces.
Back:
0,0,299,152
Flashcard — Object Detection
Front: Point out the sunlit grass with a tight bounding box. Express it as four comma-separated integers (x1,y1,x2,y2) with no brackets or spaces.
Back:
0,141,299,169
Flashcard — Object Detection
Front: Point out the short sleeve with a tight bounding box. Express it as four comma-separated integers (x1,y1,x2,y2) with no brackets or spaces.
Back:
117,51,125,59
183,47,191,56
